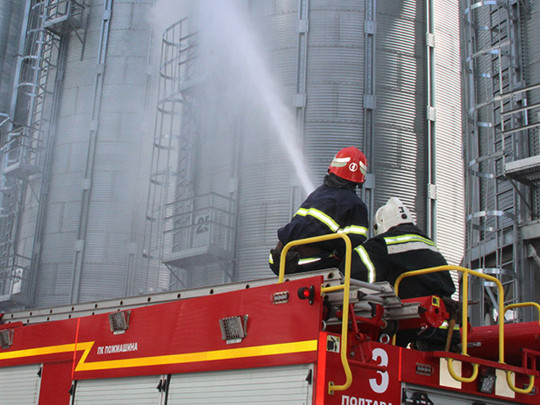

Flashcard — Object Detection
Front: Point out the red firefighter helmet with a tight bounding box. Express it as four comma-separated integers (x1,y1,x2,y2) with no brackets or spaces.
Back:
328,147,367,184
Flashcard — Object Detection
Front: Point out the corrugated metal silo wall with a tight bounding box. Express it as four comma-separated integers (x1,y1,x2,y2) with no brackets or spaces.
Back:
373,1,428,228
529,3,540,124
302,2,366,174
0,1,24,115
432,2,464,265
187,0,300,284
29,0,157,307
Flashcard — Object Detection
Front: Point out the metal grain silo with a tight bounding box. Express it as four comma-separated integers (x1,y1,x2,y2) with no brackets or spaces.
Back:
151,0,464,288
38,0,157,306
0,1,25,116
0,0,159,310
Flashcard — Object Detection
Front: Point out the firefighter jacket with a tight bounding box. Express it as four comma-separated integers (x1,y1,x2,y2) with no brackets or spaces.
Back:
270,174,369,274
348,223,455,299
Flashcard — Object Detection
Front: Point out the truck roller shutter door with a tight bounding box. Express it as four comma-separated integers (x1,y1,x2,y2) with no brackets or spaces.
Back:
167,364,314,404
0,364,41,404
72,375,165,405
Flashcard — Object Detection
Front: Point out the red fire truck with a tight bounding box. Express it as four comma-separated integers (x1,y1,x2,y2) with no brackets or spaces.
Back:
0,235,539,404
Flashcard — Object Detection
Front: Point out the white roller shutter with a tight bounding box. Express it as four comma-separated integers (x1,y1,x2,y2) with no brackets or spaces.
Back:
72,375,165,405
167,364,314,404
0,364,41,404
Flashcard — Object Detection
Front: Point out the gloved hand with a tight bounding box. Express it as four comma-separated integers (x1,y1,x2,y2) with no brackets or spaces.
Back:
270,249,299,274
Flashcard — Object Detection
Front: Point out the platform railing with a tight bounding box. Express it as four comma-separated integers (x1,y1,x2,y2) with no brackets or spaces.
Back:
278,233,354,395
503,302,540,394
395,265,505,362
394,266,538,393
278,248,537,395
504,302,540,324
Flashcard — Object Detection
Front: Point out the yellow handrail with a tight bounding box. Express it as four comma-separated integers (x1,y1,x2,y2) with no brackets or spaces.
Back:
504,302,540,325
506,371,535,395
503,302,539,394
278,252,534,392
278,233,353,395
394,265,505,363
447,358,479,383
395,267,540,393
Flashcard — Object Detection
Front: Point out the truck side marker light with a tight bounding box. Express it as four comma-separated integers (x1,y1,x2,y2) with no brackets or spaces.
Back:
298,285,315,304
219,315,248,344
109,310,130,335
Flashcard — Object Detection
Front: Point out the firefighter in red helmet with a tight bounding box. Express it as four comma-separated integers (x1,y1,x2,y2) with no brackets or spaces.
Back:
269,147,369,275
327,146,367,184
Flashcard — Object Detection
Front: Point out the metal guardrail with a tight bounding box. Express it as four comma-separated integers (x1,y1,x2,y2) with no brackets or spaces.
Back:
394,266,500,386
395,265,505,362
395,266,536,394
505,302,540,324
277,233,354,395
503,301,540,394
279,250,538,395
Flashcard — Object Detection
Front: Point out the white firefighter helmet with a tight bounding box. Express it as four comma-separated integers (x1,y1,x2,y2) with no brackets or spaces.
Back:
373,197,414,236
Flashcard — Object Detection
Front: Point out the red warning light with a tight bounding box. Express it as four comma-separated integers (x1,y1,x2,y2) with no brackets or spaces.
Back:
297,285,315,304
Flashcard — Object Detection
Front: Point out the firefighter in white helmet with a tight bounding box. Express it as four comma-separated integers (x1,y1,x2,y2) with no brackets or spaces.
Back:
345,197,457,350
269,147,369,275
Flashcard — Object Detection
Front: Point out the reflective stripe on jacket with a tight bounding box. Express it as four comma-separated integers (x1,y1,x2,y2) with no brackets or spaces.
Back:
277,183,369,259
348,223,455,299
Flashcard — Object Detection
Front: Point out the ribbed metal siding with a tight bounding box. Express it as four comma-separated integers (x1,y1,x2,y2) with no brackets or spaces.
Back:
0,364,41,404
244,6,299,278
163,0,462,286
304,2,366,177
167,364,314,404
433,2,464,265
34,0,156,307
528,4,540,120
165,0,300,286
0,1,24,115
374,1,428,227
73,375,164,404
